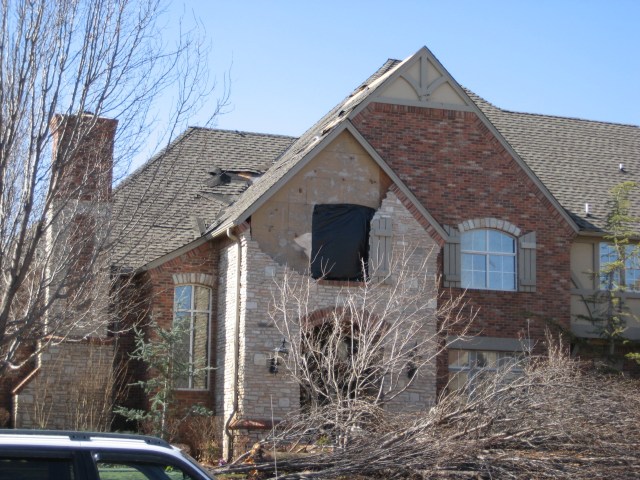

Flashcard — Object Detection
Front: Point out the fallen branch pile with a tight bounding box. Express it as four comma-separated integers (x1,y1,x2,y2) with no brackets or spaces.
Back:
214,347,640,479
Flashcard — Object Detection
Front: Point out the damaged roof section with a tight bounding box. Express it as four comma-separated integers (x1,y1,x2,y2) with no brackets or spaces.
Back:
206,59,405,235
111,128,295,269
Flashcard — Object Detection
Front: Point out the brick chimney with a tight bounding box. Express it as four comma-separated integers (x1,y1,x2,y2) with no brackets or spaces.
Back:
46,113,118,339
50,113,118,203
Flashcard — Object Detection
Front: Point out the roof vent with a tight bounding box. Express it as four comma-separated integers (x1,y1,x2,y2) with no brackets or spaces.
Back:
619,163,627,173
585,203,591,217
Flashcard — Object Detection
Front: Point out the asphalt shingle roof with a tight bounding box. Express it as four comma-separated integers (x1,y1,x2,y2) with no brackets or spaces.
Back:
112,128,295,269
207,59,403,234
468,91,640,232
113,55,639,271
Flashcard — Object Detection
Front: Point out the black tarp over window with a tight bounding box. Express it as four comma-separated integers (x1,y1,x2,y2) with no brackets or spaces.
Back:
311,204,376,281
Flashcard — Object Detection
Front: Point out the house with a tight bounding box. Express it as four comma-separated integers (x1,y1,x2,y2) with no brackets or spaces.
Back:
9,46,640,458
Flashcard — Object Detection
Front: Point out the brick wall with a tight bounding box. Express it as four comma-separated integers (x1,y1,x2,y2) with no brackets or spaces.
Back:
51,114,117,202
127,241,219,416
352,103,576,391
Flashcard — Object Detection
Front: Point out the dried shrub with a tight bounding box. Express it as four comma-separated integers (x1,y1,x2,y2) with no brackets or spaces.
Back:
180,415,224,465
215,340,640,479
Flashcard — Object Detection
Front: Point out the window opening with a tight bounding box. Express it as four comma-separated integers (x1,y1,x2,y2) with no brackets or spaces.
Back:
310,204,375,281
600,243,640,292
448,349,524,394
174,285,211,389
461,229,516,291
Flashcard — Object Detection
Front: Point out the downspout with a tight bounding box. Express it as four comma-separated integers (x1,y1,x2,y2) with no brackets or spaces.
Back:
224,227,241,461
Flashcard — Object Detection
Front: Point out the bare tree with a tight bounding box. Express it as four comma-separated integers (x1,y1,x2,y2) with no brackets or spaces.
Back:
268,246,472,445
0,0,224,370
215,339,640,479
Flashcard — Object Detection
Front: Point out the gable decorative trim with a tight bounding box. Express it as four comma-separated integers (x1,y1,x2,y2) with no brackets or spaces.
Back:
348,46,579,235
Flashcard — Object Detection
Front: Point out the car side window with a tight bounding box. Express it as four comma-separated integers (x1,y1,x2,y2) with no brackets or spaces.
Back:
96,460,197,480
0,456,75,479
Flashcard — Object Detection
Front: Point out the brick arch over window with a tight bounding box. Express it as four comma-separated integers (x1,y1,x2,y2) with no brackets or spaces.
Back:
457,218,521,237
172,273,215,288
443,219,536,292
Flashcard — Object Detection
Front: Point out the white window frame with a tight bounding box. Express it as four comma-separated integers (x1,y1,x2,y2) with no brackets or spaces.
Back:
173,285,212,390
461,229,517,291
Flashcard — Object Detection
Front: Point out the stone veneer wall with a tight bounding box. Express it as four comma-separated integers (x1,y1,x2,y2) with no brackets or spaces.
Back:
219,191,439,457
216,236,240,457
13,341,115,429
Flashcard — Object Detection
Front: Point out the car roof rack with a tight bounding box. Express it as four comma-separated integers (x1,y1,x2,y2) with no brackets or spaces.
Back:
0,429,171,448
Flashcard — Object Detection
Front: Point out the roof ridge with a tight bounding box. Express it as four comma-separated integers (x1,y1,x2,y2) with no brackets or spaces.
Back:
465,87,639,129
187,126,299,139
493,108,640,129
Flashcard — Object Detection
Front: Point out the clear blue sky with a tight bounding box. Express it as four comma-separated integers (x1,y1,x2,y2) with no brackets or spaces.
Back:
168,0,639,137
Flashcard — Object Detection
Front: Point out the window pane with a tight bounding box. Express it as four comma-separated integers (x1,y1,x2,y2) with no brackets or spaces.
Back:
192,313,210,389
173,312,191,389
600,243,616,263
461,233,472,251
462,254,486,288
174,285,192,311
626,245,639,267
173,285,212,390
472,255,486,271
488,230,502,252
473,271,486,289
600,243,624,290
471,230,486,251
488,271,502,289
488,255,501,272
97,461,198,480
448,371,468,392
462,253,473,271
625,246,640,291
194,286,211,311
449,350,470,368
503,256,515,272
488,231,515,253
0,457,75,479
502,272,516,291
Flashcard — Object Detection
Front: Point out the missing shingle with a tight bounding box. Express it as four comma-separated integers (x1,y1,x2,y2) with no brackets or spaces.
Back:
206,167,231,187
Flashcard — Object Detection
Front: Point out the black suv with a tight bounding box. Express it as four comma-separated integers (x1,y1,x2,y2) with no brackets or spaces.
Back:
0,430,215,479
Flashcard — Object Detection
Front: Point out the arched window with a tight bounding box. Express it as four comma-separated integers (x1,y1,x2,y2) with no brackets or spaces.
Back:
461,229,516,291
174,285,211,389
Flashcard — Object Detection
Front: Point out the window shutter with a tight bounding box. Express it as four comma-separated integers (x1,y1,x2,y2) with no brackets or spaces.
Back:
518,231,536,292
443,225,461,288
369,214,392,283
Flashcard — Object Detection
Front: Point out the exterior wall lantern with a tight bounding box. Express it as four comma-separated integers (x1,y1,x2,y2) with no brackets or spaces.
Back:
269,338,289,374
407,343,418,379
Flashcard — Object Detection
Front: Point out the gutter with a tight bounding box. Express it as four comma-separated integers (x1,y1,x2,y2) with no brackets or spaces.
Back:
223,227,242,461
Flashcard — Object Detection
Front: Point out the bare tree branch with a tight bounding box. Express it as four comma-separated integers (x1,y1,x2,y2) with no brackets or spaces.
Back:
0,0,223,370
